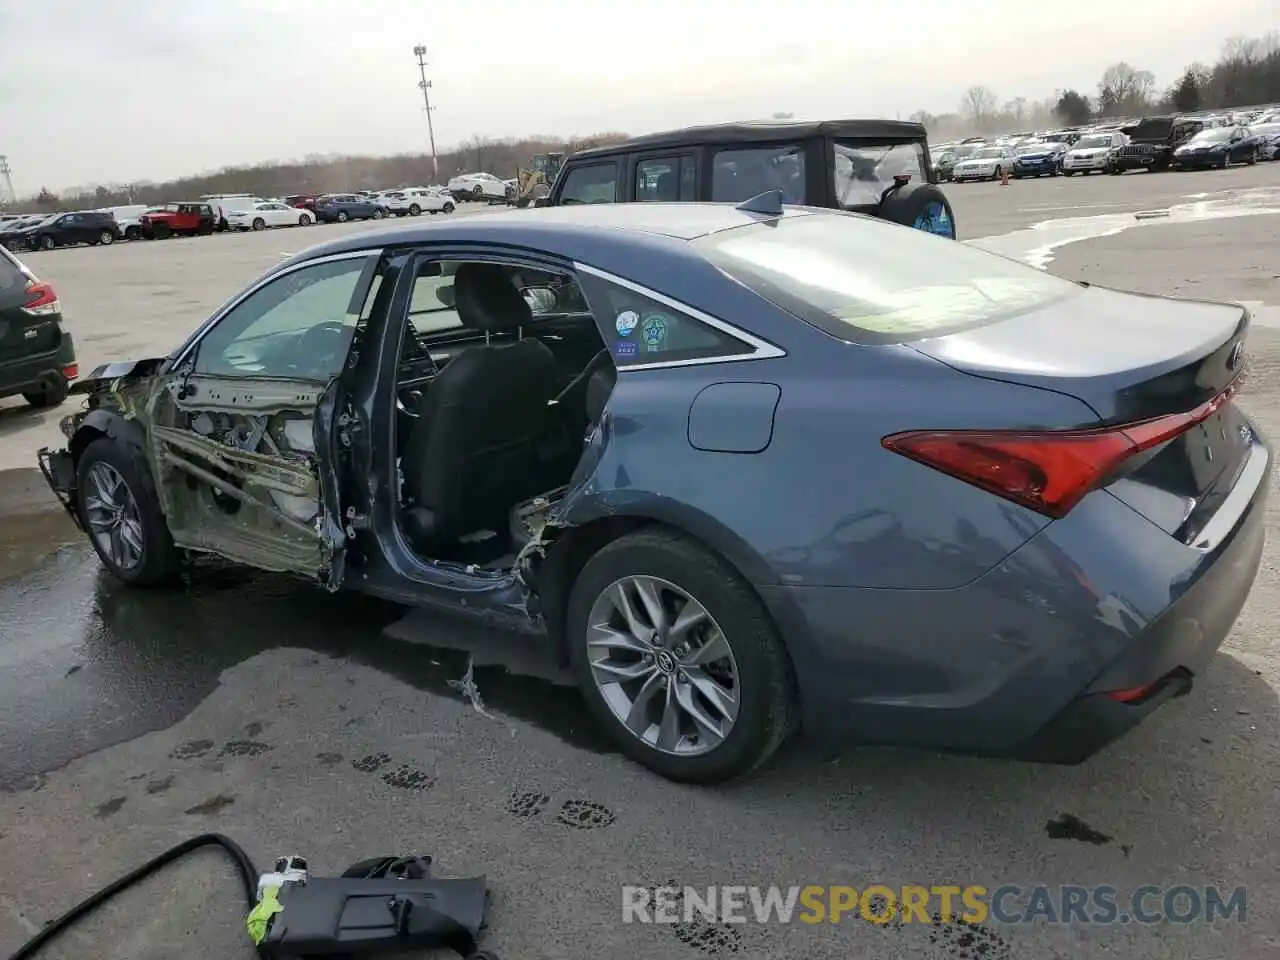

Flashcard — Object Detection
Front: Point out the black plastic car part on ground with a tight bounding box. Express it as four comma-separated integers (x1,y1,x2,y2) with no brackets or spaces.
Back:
0,245,77,407
543,119,957,238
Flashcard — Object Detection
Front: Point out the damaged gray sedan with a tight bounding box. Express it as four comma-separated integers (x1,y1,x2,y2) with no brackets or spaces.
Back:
38,203,1269,786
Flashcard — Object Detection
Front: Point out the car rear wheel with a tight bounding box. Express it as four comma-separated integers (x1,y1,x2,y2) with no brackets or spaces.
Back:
336,211,349,222
471,184,483,198
76,438,181,587
443,201,455,214
567,528,798,783
252,218,266,231
22,374,69,408
39,235,56,250
372,208,384,219
98,230,115,245
298,213,312,226
125,226,141,240
409,203,421,216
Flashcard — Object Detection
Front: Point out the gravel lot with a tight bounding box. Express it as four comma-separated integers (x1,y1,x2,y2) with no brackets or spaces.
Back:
1,166,1279,960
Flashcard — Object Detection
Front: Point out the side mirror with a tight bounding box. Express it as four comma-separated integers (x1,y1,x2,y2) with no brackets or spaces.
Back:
522,286,558,315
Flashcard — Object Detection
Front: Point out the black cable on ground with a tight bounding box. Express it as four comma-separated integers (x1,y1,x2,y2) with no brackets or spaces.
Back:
4,832,258,960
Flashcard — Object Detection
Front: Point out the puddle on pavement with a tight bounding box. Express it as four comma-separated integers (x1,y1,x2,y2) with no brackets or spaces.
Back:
970,185,1280,270
0,546,611,789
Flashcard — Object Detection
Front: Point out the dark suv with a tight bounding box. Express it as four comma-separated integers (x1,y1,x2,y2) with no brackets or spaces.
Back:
0,245,77,408
23,211,122,250
1111,116,1204,173
542,119,957,238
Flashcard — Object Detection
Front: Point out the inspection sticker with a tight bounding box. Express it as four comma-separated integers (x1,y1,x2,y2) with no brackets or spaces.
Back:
642,314,668,348
614,340,639,358
615,310,639,336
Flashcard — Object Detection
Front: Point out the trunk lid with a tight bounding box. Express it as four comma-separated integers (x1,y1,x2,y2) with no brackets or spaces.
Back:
912,285,1252,536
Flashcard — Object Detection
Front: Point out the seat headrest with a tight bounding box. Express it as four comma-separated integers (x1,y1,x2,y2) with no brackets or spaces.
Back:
453,263,532,334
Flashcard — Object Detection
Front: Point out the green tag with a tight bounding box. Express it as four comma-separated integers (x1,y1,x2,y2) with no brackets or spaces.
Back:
246,885,284,945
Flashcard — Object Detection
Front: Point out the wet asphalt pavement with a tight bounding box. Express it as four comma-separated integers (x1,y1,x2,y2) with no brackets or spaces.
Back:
2,165,1280,960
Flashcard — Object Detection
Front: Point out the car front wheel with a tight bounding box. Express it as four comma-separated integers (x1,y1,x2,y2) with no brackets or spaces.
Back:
76,438,181,587
443,201,455,214
567,528,797,783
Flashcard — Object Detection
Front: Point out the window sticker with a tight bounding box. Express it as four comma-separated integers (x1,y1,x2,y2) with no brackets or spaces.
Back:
641,313,668,351
615,310,639,337
614,340,639,359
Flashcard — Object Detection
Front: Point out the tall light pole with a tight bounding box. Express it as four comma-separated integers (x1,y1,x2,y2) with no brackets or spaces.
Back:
0,156,15,208
412,45,439,180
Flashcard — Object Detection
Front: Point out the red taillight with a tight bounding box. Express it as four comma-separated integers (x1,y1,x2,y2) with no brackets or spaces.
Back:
882,382,1241,519
62,363,79,380
22,280,60,317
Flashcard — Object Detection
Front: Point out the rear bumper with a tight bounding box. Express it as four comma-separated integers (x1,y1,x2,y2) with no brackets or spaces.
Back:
0,331,77,399
760,435,1270,762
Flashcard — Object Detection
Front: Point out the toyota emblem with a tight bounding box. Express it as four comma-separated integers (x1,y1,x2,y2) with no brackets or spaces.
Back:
1228,341,1245,370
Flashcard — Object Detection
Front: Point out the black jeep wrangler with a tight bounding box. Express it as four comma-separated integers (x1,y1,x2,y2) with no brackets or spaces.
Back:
541,119,957,238
1111,116,1204,173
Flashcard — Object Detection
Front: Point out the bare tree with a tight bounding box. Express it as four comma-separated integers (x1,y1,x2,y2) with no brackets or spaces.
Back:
907,109,936,127
961,86,998,131
1004,96,1028,127
1098,62,1155,115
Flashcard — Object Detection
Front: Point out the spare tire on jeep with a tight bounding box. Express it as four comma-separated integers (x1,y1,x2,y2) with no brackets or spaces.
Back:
877,182,957,239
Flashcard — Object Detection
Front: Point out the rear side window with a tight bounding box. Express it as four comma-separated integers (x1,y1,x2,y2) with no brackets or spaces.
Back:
695,213,1080,344
558,162,618,204
833,141,927,207
635,157,696,201
711,145,804,204
577,272,755,367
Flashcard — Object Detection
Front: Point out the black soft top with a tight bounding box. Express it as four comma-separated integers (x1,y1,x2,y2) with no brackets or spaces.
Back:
571,119,927,158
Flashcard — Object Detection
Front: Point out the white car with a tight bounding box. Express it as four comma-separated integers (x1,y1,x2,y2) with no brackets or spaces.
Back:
1061,132,1128,175
381,187,456,216
225,200,314,231
97,204,150,241
950,145,1016,182
1249,123,1280,160
447,172,510,202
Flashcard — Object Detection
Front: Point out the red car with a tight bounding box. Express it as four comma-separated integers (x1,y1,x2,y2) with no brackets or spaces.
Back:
138,203,217,239
284,195,319,213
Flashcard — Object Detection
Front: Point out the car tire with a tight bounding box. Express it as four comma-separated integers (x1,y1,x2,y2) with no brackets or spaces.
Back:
98,230,115,245
1246,148,1257,165
877,182,956,239
409,204,421,216
336,211,349,223
75,437,182,587
22,374,69,408
125,226,141,241
372,208,384,219
298,214,312,226
566,528,798,784
443,202,455,214
471,184,484,199
1063,170,1075,176
1220,154,1230,170
39,234,56,250
252,218,266,231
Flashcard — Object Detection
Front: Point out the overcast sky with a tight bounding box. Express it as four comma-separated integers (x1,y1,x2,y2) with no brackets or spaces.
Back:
0,0,1273,192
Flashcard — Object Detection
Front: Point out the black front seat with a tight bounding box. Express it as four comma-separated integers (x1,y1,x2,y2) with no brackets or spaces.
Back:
402,263,560,548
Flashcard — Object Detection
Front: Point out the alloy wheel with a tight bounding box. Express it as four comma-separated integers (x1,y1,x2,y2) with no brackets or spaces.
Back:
585,575,740,756
83,461,144,571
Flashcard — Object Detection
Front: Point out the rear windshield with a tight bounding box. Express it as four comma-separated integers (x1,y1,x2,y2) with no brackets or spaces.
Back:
0,246,27,294
833,142,926,207
694,213,1080,344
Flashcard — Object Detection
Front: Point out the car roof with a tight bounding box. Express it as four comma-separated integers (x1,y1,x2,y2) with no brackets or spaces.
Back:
275,203,831,275
569,119,926,159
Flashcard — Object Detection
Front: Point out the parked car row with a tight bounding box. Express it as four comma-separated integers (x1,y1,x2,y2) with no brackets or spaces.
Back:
0,186,463,253
935,111,1280,183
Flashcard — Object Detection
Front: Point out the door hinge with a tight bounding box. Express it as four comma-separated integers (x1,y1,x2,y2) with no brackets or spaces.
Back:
344,505,369,537
336,406,362,449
